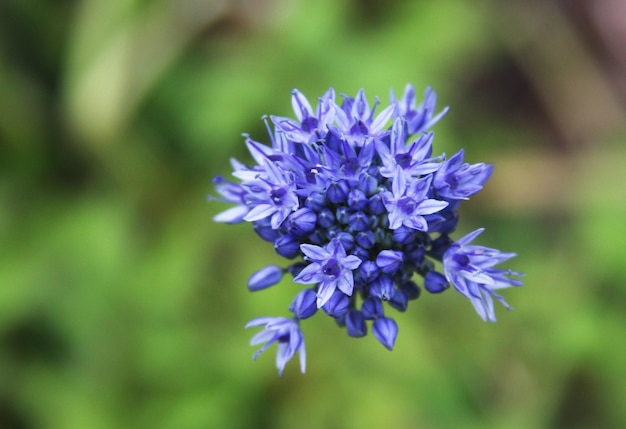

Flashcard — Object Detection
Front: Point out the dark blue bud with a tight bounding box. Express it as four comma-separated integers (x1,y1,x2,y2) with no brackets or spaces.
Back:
327,180,349,204
289,289,318,319
346,309,367,337
336,232,354,251
399,280,421,300
274,234,300,259
347,189,367,210
429,234,453,261
367,194,386,215
351,246,370,261
317,208,336,228
326,226,342,240
424,271,449,294
376,250,404,274
361,297,383,319
370,276,395,301
389,288,408,312
393,225,417,245
358,172,379,196
435,209,459,235
367,214,379,229
304,192,326,212
348,211,369,232
373,227,390,247
305,192,326,212
253,218,279,242
247,265,284,291
405,244,426,265
358,260,379,283
355,230,375,249
322,290,349,318
373,317,398,350
336,207,351,224
307,229,326,244
287,262,308,278
286,208,317,237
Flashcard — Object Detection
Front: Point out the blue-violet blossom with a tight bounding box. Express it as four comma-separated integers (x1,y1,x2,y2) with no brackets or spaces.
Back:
211,85,523,375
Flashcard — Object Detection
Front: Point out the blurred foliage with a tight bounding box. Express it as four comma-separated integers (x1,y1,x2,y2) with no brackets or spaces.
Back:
1,0,626,428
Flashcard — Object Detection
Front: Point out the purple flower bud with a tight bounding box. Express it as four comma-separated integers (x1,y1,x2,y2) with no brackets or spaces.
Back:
346,309,367,337
248,265,284,291
336,232,354,251
253,218,280,242
274,234,300,259
289,289,318,319
355,230,375,249
429,234,453,261
370,276,395,301
307,229,326,244
393,225,417,244
359,172,378,196
376,250,404,274
348,211,369,232
351,246,369,261
361,297,383,319
358,260,379,283
305,192,326,211
286,208,317,237
373,317,398,350
336,207,351,224
367,194,386,215
322,290,349,318
389,289,408,311
327,180,349,204
424,270,449,294
287,262,308,278
399,280,421,300
317,208,335,228
347,189,367,210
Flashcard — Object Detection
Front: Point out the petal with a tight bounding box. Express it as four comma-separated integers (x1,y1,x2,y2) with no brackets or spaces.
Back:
293,263,324,284
316,280,337,308
244,204,277,222
300,243,329,261
415,198,448,215
213,205,249,223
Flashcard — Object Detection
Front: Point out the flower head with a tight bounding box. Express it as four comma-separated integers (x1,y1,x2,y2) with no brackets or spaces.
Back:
211,85,523,375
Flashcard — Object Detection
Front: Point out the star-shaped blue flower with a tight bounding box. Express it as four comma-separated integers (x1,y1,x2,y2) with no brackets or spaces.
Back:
443,228,523,322
294,239,362,307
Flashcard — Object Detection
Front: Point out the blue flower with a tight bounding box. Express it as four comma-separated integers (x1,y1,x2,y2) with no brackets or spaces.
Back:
382,173,448,230
433,149,494,200
443,228,523,322
294,239,362,307
211,85,523,375
246,316,306,376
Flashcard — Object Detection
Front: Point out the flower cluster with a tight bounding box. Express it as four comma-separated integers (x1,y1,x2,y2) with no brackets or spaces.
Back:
211,85,523,375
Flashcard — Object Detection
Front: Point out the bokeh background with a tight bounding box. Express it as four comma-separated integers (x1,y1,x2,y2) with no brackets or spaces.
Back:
1,0,626,428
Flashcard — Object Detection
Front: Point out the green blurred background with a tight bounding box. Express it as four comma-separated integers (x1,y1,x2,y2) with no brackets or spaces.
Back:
1,0,626,428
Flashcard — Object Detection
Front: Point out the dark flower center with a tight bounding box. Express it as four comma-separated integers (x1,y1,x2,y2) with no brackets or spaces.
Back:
397,196,416,215
270,187,287,205
453,253,470,267
322,258,340,277
395,152,412,169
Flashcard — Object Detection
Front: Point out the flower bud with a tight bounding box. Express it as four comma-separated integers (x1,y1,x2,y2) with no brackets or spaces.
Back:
289,289,318,319
373,317,398,350
424,271,449,294
248,265,284,291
